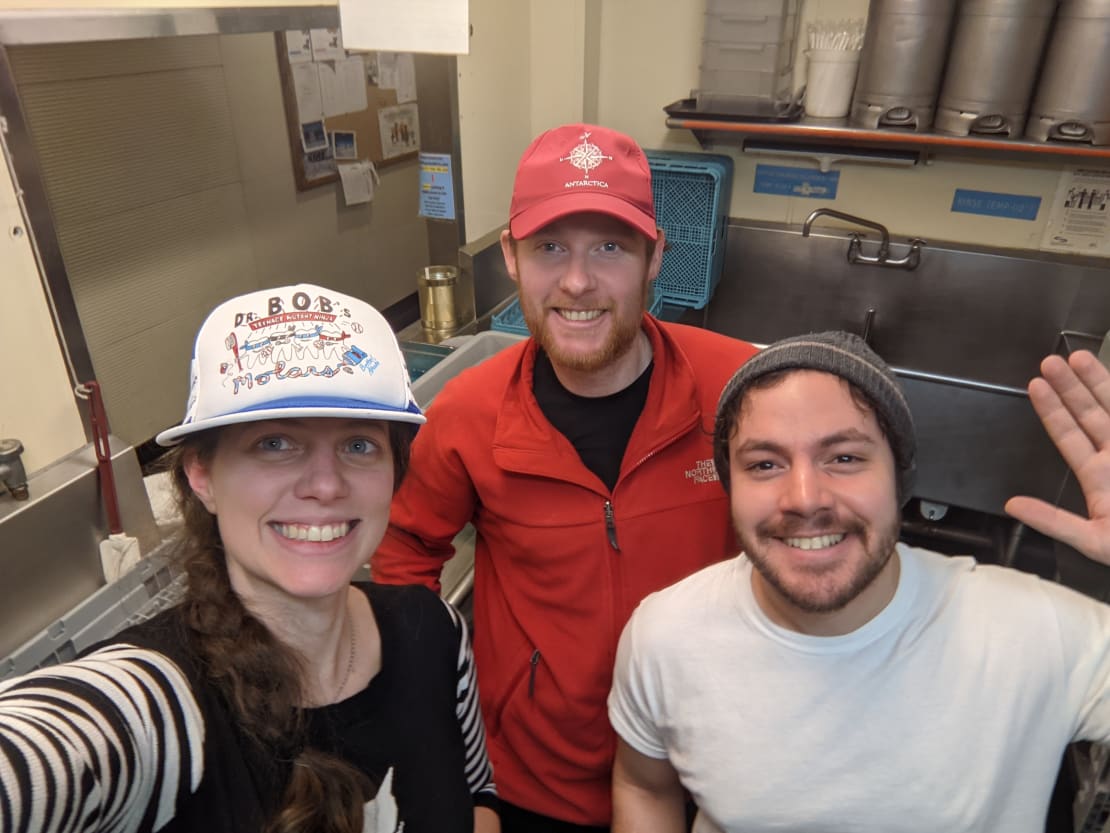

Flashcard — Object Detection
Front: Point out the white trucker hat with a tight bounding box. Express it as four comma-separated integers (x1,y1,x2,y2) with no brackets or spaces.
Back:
156,283,425,446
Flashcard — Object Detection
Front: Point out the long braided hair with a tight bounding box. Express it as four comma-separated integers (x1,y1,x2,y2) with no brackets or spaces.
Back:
166,420,418,833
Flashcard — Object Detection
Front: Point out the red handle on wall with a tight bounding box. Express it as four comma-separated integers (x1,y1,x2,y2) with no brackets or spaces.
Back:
83,380,123,535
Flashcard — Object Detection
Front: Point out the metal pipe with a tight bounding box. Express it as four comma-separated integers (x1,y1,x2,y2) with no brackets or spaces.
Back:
891,367,1029,397
862,307,876,345
445,569,474,609
1001,520,1026,568
900,518,997,550
802,208,891,260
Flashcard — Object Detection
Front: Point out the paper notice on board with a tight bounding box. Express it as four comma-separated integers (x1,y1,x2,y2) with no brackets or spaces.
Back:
320,57,369,118
304,146,337,182
310,28,345,61
378,52,417,103
317,62,343,119
1041,169,1110,256
378,103,420,159
291,62,324,122
338,161,379,206
336,56,369,112
285,30,313,64
338,0,469,54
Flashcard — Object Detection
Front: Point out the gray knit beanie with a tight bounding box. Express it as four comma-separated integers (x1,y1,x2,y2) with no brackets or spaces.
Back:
712,331,917,505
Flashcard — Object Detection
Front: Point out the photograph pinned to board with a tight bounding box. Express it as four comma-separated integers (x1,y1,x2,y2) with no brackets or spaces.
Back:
332,130,358,160
378,103,420,160
285,29,313,63
301,119,329,153
310,28,344,61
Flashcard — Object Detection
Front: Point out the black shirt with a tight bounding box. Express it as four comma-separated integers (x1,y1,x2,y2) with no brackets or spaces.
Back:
533,349,654,492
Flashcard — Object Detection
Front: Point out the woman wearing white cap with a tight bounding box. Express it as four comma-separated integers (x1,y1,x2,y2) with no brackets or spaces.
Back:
0,284,499,833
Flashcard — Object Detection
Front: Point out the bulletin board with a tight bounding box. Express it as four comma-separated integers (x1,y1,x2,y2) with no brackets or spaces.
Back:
274,30,421,192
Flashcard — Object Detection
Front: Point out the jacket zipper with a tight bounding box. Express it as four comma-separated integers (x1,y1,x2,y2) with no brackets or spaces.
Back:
604,500,620,551
528,649,541,698
624,412,697,478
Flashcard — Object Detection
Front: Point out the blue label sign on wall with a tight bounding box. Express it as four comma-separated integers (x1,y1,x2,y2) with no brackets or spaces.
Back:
753,164,840,199
419,152,456,220
951,189,1041,221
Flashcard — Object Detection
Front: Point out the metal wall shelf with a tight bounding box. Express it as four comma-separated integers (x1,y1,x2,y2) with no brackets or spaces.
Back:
664,101,1110,168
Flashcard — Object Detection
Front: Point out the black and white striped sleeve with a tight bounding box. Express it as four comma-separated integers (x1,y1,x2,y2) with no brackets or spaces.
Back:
0,644,205,833
440,601,497,806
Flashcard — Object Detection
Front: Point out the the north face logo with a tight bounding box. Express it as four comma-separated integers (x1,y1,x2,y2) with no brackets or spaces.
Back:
685,459,719,484
560,131,612,188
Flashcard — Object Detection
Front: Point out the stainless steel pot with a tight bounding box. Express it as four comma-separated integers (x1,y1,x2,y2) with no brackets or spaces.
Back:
850,0,958,131
934,0,1057,138
1026,0,1110,145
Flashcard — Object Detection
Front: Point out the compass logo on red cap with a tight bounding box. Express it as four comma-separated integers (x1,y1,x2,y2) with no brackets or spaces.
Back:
560,131,613,185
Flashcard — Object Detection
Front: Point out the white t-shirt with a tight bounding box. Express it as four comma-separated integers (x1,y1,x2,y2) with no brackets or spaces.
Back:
608,544,1110,833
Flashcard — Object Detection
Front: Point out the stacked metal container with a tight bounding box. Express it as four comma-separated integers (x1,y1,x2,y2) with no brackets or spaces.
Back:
933,0,1057,137
1025,0,1110,145
695,0,801,116
849,0,958,131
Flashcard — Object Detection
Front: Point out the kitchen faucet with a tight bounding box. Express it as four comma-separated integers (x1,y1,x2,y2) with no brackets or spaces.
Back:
0,439,29,500
803,208,891,259
802,208,924,270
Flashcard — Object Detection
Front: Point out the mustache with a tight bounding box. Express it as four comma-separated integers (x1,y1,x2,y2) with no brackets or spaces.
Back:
755,510,866,540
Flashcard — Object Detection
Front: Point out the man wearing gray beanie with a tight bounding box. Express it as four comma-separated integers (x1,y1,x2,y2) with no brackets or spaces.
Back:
608,332,1110,833
712,330,917,505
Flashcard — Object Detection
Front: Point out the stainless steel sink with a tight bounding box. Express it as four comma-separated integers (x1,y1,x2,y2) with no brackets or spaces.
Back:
707,220,1110,520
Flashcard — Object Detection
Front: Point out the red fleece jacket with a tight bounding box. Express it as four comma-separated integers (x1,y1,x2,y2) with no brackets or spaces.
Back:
373,316,758,825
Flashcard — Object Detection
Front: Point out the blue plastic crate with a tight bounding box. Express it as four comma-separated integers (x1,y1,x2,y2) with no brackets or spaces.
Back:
645,150,733,309
490,300,529,335
491,285,665,336
400,341,454,381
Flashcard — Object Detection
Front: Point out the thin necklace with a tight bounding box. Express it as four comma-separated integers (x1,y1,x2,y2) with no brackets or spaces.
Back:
331,617,356,703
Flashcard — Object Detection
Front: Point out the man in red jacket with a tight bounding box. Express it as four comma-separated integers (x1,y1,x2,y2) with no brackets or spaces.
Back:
372,123,758,832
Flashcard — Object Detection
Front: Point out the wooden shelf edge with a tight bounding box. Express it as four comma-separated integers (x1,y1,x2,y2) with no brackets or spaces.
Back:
665,116,1110,164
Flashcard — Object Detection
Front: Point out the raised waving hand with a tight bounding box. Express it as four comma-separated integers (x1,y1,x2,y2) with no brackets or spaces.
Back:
1005,350,1110,566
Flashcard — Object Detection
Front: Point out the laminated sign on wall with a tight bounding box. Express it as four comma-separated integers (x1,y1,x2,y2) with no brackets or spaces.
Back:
1041,169,1110,257
276,30,420,192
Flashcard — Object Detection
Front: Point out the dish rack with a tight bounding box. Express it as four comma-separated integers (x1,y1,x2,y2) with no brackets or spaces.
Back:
646,149,733,309
0,544,184,680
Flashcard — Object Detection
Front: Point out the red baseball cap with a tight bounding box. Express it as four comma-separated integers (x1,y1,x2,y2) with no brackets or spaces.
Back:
508,123,657,240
